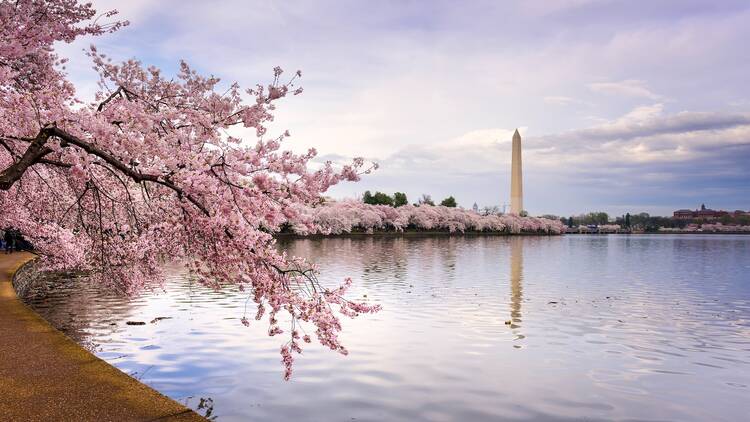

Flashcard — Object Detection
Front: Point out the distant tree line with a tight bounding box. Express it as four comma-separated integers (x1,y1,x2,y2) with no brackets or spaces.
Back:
682,213,750,226
555,211,750,232
556,212,611,227
285,201,565,235
362,191,458,208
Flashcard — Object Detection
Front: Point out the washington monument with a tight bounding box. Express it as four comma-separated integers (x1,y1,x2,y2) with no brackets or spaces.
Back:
510,129,523,215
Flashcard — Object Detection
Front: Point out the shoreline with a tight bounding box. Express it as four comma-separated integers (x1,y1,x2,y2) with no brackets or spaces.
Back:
275,230,750,239
275,230,562,239
566,231,750,235
0,252,206,422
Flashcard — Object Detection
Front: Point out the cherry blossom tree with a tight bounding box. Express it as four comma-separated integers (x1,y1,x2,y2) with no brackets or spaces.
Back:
289,200,566,235
0,0,379,379
687,223,750,233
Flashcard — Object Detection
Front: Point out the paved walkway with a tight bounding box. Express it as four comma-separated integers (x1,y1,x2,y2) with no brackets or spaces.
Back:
0,253,206,421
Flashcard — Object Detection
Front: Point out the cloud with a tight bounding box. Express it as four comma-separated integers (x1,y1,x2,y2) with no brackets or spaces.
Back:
518,0,601,16
588,79,662,100
730,99,750,107
543,96,577,106
543,105,750,147
377,105,750,173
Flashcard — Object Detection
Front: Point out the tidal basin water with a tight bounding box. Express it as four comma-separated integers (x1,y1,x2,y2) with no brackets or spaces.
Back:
24,235,750,421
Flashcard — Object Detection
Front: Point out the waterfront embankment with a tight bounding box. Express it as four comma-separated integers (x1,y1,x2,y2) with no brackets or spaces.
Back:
0,252,205,422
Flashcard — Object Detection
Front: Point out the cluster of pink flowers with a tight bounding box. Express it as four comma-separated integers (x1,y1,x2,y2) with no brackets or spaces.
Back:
287,200,565,235
700,224,750,232
661,224,750,233
597,224,622,231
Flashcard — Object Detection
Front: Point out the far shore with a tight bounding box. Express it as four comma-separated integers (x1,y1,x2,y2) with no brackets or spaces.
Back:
275,230,750,239
568,231,750,235
276,230,562,239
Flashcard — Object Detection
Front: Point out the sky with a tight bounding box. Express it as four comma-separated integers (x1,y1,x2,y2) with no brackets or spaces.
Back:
58,0,750,217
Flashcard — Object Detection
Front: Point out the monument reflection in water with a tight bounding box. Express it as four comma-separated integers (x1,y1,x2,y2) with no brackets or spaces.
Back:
509,236,523,335
23,235,750,422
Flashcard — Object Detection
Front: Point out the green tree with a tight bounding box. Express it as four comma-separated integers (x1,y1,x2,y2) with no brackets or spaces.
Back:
417,194,434,206
393,192,408,207
582,211,609,225
440,196,457,207
624,212,631,228
363,190,393,205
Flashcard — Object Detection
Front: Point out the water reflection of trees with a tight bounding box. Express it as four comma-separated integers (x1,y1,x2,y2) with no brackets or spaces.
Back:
434,236,458,284
352,237,408,283
361,236,459,287
280,236,410,285
278,235,464,289
21,272,112,351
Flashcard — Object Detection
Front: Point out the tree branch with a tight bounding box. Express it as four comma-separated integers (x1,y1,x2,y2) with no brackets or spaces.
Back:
97,86,125,112
38,158,72,168
0,125,211,217
0,131,52,190
46,126,211,216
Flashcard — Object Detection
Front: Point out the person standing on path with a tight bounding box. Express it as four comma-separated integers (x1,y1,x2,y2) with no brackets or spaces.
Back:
3,229,15,254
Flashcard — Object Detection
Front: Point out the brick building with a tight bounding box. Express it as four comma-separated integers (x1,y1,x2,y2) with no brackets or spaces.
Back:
673,204,732,220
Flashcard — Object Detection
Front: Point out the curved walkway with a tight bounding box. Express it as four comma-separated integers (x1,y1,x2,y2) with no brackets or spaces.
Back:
0,253,205,422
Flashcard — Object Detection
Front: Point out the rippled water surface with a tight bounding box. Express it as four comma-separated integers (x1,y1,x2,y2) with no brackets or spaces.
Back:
24,235,750,421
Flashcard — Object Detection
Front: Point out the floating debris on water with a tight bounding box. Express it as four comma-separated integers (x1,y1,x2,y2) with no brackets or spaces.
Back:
150,317,173,324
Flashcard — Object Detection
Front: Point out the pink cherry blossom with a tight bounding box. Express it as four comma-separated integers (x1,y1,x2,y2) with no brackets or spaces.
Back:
286,200,566,235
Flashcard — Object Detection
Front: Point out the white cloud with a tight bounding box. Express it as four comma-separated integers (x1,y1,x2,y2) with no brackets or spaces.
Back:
588,80,662,100
543,96,576,106
447,128,519,148
519,0,601,16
